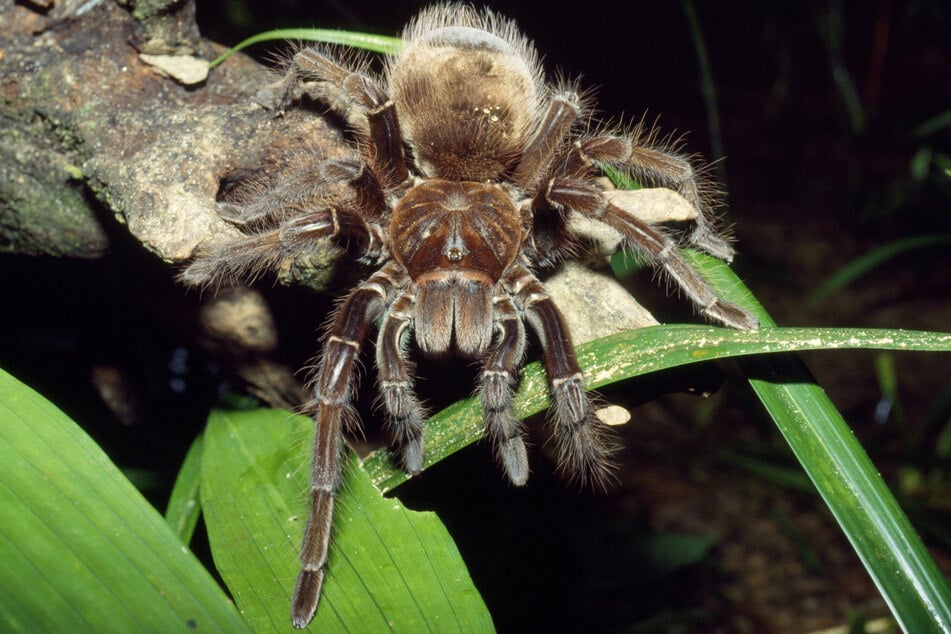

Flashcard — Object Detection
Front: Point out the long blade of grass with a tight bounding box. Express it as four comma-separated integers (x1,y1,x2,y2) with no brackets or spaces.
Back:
806,234,951,308
200,408,492,632
688,250,951,633
209,29,402,68
363,324,951,492
0,368,248,633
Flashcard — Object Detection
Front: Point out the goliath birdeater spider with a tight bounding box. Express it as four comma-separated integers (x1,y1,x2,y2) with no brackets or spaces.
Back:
182,4,758,627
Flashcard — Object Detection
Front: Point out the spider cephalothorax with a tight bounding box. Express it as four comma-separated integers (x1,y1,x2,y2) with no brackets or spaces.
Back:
183,4,757,628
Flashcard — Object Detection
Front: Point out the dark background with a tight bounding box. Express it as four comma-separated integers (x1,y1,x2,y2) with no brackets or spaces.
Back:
3,1,949,631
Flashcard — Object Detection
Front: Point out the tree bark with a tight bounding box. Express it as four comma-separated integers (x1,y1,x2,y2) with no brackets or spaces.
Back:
0,0,343,270
0,0,344,407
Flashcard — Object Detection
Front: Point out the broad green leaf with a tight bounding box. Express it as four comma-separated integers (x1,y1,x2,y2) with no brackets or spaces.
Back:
0,368,248,633
200,408,492,632
165,433,204,544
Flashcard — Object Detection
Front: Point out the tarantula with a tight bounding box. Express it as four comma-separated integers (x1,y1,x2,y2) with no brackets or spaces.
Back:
183,4,758,628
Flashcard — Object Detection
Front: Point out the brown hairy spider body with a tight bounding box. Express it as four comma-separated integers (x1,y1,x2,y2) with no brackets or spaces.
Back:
183,4,757,628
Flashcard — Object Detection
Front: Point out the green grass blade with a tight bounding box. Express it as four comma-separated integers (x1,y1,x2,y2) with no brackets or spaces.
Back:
200,408,492,632
0,368,248,633
209,29,402,68
164,433,204,545
805,234,951,308
742,353,951,631
363,324,951,492
913,109,951,138
690,251,951,633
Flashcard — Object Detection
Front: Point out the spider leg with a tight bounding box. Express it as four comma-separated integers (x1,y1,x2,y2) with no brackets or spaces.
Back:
219,157,389,228
512,91,581,188
320,158,388,221
625,143,733,262
291,262,399,629
480,294,529,485
185,153,392,287
559,129,735,262
181,205,388,288
506,265,617,489
281,48,409,187
180,224,286,286
559,136,637,178
545,178,758,330
376,289,428,473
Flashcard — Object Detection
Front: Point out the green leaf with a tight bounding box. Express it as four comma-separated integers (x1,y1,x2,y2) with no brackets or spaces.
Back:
165,433,204,545
0,368,248,633
200,408,492,632
363,323,951,492
209,29,402,68
689,251,951,633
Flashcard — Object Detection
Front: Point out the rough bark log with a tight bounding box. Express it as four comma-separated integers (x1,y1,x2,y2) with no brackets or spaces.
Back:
0,0,344,273
0,0,341,407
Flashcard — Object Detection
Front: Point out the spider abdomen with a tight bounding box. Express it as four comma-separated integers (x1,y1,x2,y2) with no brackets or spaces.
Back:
391,22,541,181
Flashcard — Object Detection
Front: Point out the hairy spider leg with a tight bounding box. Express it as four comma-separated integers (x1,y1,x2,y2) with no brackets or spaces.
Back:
376,288,428,473
559,128,736,261
512,91,581,188
213,155,390,230
480,294,529,484
514,93,736,263
543,177,758,331
623,140,732,262
319,158,389,220
291,262,402,628
181,205,388,287
505,265,619,490
279,49,409,188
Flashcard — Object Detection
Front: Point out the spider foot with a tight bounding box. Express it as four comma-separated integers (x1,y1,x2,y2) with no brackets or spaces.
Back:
554,411,620,492
498,433,529,486
399,435,425,475
691,226,736,263
485,407,529,486
291,568,325,629
551,374,620,491
703,298,759,331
